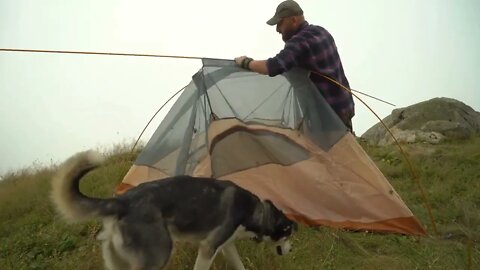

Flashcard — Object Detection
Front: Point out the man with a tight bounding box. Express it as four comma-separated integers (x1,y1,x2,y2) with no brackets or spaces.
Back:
235,0,355,132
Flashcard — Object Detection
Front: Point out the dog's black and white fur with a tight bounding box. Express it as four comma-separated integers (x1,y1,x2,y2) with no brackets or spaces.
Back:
51,151,296,270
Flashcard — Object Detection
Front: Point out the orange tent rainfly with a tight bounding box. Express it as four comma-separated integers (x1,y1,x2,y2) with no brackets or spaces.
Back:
116,59,426,236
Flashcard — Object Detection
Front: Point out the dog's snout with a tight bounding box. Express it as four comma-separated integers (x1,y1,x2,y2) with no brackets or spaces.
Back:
274,240,292,256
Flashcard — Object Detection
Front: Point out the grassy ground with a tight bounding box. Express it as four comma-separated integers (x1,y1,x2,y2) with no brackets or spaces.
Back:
0,138,479,269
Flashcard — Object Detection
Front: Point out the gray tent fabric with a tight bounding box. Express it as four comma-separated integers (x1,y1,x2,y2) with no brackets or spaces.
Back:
136,59,348,176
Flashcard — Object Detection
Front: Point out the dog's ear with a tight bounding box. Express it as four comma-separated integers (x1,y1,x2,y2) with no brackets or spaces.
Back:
264,199,277,209
264,199,273,206
263,200,285,225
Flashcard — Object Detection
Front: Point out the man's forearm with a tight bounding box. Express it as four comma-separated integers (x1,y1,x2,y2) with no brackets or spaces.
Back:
248,60,269,75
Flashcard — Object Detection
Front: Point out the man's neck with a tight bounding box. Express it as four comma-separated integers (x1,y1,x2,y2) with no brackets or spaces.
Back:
291,21,308,36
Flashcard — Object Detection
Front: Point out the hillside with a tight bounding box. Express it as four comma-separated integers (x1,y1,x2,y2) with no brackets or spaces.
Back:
0,138,479,269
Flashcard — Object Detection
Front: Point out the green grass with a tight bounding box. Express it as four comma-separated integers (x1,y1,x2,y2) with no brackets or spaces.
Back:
1,138,479,269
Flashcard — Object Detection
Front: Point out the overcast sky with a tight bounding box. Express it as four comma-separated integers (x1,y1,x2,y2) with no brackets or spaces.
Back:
1,0,479,176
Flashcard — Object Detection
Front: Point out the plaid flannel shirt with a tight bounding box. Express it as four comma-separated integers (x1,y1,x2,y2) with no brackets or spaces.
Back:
267,21,354,126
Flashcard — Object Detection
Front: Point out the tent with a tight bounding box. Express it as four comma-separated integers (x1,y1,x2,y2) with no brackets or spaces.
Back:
115,59,426,235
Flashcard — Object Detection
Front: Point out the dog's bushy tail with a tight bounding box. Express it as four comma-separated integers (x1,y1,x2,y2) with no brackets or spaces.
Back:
51,150,121,223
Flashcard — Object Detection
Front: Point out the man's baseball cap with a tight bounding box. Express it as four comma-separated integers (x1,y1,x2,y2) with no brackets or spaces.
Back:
266,0,304,26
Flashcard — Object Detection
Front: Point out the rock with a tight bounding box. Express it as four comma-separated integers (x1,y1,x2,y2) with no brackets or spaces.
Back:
375,127,445,146
361,98,480,145
421,120,472,139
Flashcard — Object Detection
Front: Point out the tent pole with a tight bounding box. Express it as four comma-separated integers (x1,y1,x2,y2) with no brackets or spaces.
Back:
1,47,395,107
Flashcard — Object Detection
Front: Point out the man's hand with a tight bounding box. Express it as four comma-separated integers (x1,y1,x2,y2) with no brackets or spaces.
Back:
234,56,246,66
234,56,253,69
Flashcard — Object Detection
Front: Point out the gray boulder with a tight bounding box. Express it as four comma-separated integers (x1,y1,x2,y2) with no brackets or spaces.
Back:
361,98,480,145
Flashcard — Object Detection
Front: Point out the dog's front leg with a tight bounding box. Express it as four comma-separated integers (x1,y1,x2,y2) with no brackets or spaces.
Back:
193,244,219,270
221,242,246,270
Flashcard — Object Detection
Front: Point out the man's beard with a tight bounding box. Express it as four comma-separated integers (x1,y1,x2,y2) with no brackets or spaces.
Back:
282,28,296,42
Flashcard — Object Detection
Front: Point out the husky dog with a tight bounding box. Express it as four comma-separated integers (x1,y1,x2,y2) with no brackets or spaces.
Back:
51,151,297,270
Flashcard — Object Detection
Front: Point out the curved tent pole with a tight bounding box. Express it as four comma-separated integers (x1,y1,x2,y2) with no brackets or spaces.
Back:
314,71,438,235
130,85,187,153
